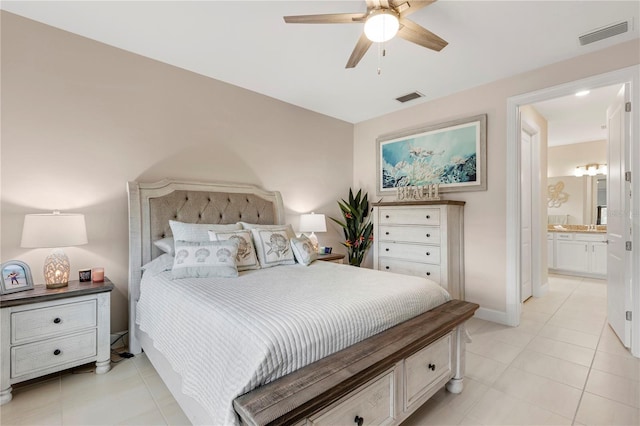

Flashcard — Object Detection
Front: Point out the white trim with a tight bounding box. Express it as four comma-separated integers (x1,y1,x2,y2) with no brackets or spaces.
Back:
506,65,640,357
474,307,509,325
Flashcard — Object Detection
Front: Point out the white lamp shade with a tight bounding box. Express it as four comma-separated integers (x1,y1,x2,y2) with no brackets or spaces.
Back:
364,9,399,42
299,213,327,233
21,212,88,248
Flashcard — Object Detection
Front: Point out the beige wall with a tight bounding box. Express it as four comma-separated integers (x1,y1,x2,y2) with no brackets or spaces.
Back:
354,39,639,314
0,12,354,332
548,140,607,177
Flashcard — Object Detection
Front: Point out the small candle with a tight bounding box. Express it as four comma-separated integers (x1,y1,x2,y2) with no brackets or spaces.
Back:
92,267,104,283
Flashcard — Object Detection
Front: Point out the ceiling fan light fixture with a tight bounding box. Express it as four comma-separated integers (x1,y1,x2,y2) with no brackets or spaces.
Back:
364,9,399,42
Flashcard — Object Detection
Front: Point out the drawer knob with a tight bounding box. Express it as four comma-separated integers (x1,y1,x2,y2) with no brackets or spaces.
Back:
385,215,390,219
426,215,431,219
53,349,61,356
53,317,61,324
426,252,431,256
428,363,436,371
385,266,390,270
426,272,431,276
426,233,431,238
354,416,364,426
385,248,390,252
385,231,389,235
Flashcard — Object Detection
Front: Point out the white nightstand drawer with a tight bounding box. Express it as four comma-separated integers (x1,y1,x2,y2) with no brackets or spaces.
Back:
11,330,97,378
378,259,441,283
309,369,395,426
404,334,451,411
378,226,441,245
379,242,441,264
12,300,97,344
379,208,440,226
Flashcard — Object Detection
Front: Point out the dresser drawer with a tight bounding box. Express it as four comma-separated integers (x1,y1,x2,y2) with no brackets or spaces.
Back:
379,208,440,226
404,334,452,411
11,300,97,344
379,242,441,264
378,226,441,245
378,259,441,283
11,330,97,378
309,370,395,426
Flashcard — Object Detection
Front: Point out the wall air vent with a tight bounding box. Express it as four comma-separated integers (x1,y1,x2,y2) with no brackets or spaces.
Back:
395,91,424,103
579,21,629,46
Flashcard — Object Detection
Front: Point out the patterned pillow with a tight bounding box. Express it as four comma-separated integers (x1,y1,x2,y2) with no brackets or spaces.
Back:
208,230,259,271
290,235,318,266
171,240,239,279
169,220,242,243
250,228,295,268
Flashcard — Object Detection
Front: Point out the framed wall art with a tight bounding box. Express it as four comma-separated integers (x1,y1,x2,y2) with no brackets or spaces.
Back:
0,260,34,294
377,114,487,195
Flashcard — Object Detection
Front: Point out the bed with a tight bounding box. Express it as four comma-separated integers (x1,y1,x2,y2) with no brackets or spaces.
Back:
128,179,478,425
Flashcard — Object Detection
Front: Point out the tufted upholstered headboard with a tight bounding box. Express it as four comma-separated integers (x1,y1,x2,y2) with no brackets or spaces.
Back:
127,179,285,352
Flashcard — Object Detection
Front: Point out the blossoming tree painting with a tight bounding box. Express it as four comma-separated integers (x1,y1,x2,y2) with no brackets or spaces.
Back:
377,115,487,194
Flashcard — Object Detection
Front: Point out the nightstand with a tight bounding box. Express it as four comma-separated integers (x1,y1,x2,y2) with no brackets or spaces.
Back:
317,253,346,264
0,278,114,404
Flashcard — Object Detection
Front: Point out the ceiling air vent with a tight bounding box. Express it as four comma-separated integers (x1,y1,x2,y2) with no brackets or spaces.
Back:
396,91,424,103
579,21,629,46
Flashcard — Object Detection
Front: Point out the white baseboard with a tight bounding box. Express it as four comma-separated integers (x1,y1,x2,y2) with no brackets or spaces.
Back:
534,281,549,298
110,330,128,348
474,307,509,325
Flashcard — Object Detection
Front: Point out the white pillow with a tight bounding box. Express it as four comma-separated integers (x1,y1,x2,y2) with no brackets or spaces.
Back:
153,237,175,256
290,235,318,266
169,220,242,242
208,230,259,271
142,253,175,276
239,222,296,239
172,240,239,279
250,227,295,268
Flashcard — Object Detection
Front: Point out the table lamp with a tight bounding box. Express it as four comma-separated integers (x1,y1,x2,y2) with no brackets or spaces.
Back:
21,211,88,288
299,213,326,252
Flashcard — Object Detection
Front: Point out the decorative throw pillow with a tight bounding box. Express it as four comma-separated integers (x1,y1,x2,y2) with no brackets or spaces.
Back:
153,237,175,256
169,220,242,243
171,240,239,279
290,235,318,266
208,230,259,271
239,222,296,239
250,228,295,268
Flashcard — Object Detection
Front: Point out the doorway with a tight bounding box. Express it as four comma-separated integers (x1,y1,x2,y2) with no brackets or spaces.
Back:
505,65,640,358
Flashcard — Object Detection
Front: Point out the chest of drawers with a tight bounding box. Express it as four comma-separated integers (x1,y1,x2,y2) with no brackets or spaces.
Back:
0,279,113,405
373,202,465,300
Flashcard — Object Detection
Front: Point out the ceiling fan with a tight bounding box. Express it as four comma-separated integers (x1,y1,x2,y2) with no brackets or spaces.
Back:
283,0,448,69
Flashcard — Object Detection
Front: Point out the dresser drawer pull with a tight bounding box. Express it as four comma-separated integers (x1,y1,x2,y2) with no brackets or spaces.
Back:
426,272,431,276
426,215,431,219
385,266,390,270
385,248,390,252
53,318,62,324
426,252,431,256
385,231,389,235
53,349,61,356
354,415,364,426
426,233,431,237
428,363,436,371
385,215,390,219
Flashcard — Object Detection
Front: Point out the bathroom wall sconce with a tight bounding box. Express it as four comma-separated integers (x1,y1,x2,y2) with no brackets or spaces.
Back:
574,163,607,177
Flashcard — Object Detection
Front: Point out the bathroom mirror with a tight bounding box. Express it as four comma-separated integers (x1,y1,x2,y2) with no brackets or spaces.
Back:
547,175,606,225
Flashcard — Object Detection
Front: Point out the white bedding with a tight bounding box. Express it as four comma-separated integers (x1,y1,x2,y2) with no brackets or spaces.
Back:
136,261,450,425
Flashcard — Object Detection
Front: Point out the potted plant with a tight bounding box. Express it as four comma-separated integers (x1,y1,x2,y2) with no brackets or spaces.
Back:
330,188,374,267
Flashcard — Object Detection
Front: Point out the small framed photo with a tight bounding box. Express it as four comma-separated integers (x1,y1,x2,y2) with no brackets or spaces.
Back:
79,269,92,282
1,260,34,295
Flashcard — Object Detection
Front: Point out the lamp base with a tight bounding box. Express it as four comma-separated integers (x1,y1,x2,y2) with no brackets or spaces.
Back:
44,249,70,289
307,232,319,253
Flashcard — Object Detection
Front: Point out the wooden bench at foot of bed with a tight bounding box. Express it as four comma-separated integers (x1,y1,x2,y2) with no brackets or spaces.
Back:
234,299,479,426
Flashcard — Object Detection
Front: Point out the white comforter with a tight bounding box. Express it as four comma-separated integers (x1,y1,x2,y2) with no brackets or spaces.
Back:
137,260,450,425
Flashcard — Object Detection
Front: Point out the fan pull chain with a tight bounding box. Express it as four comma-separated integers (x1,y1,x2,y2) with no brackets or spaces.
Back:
377,42,387,75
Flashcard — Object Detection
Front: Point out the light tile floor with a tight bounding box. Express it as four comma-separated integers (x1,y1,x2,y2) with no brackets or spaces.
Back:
1,274,638,425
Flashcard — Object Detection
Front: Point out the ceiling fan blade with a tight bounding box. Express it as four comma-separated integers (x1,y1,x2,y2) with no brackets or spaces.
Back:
392,0,437,18
284,13,366,24
397,18,448,51
346,33,373,68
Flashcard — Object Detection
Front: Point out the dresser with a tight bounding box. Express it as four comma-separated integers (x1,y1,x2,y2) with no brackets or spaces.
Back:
0,279,113,404
372,201,465,300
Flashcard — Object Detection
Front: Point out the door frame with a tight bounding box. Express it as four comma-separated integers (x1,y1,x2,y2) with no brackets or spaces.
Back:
505,65,640,357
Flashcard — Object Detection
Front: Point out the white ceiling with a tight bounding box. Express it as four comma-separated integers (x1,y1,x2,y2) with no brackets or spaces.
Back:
533,83,623,147
2,1,639,124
